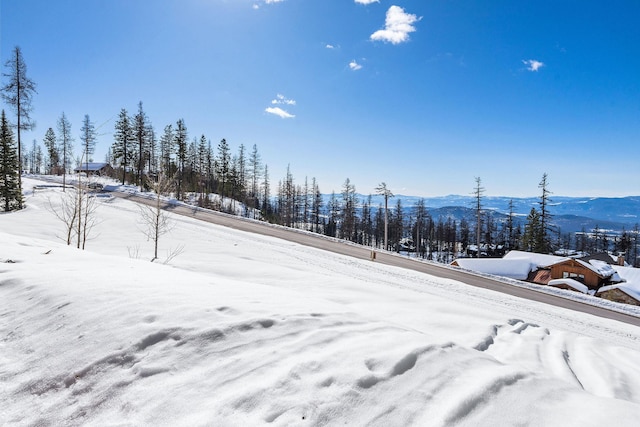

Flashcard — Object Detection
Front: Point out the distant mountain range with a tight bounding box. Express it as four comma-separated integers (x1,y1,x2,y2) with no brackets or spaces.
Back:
342,194,640,234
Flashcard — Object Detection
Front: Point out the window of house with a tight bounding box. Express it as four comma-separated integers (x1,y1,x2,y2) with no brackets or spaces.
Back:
562,272,585,282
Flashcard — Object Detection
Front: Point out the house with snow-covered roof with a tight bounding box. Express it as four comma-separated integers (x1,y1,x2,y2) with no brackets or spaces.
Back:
597,265,640,305
547,258,618,291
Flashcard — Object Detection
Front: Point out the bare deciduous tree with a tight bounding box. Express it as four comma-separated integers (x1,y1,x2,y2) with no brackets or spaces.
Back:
47,186,99,248
138,173,177,262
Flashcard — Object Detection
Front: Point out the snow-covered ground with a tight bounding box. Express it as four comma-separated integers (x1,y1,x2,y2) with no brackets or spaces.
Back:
2,178,640,426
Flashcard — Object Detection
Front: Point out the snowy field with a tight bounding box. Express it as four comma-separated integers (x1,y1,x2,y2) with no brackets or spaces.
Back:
2,178,640,426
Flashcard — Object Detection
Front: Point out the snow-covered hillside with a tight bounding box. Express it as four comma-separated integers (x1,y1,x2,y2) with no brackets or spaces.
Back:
2,178,640,426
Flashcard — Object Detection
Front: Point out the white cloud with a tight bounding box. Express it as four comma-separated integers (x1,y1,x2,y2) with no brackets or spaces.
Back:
271,94,296,106
355,0,380,4
370,5,420,44
326,44,335,49
349,60,362,71
264,0,285,3
265,107,295,119
266,94,296,118
523,59,544,72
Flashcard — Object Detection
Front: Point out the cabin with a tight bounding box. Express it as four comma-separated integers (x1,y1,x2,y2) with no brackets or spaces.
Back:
547,258,615,291
74,162,114,176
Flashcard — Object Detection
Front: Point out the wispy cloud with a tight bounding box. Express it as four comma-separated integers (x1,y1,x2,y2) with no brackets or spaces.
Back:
271,94,296,106
349,60,362,71
326,44,335,49
254,0,284,7
265,107,295,119
370,5,420,44
266,94,296,118
355,0,380,4
523,59,544,72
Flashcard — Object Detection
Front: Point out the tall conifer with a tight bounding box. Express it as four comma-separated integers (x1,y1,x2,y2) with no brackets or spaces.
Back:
0,110,23,211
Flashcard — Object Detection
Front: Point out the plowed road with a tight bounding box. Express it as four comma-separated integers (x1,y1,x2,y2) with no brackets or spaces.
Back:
111,191,640,327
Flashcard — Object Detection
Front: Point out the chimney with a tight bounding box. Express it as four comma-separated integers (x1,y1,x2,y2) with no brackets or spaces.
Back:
618,255,625,266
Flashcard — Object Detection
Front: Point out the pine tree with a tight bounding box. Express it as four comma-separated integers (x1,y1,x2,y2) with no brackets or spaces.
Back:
174,119,188,200
57,112,73,190
375,182,394,251
146,123,157,176
473,177,484,257
311,177,322,233
79,114,96,168
262,164,271,219
112,108,134,184
249,144,261,207
523,208,541,252
506,199,515,250
134,101,149,191
217,138,230,200
538,173,553,253
0,110,23,211
340,178,357,241
43,127,58,174
1,46,36,209
159,124,174,177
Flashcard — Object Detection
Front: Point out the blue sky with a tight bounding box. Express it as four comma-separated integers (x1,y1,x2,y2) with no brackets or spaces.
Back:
1,0,639,197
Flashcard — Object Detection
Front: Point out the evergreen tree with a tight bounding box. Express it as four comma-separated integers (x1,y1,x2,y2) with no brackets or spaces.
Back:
146,123,157,176
262,164,271,219
340,178,357,241
43,127,58,174
34,143,43,174
375,182,394,251
249,144,261,209
459,217,470,254
414,198,428,256
473,177,484,257
174,119,188,200
134,101,149,190
523,208,541,252
0,110,23,211
326,191,339,238
216,138,231,200
57,112,73,190
391,198,404,252
79,114,96,169
112,108,134,184
311,177,322,233
159,124,174,177
538,173,553,253
1,46,36,208
506,199,516,250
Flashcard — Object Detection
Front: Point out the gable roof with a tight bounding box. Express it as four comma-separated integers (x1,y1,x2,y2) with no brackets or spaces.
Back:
551,258,616,279
596,284,640,303
579,252,617,265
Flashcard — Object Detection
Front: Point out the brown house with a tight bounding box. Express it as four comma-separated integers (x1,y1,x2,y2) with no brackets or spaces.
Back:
547,259,613,291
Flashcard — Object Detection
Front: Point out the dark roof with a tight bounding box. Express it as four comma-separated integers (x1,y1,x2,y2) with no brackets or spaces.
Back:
75,162,110,171
578,252,616,265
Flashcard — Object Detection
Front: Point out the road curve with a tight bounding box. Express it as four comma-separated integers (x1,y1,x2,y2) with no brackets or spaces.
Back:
110,191,640,327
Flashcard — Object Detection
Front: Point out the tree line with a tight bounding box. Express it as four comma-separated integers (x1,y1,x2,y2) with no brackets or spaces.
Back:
2,46,639,265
